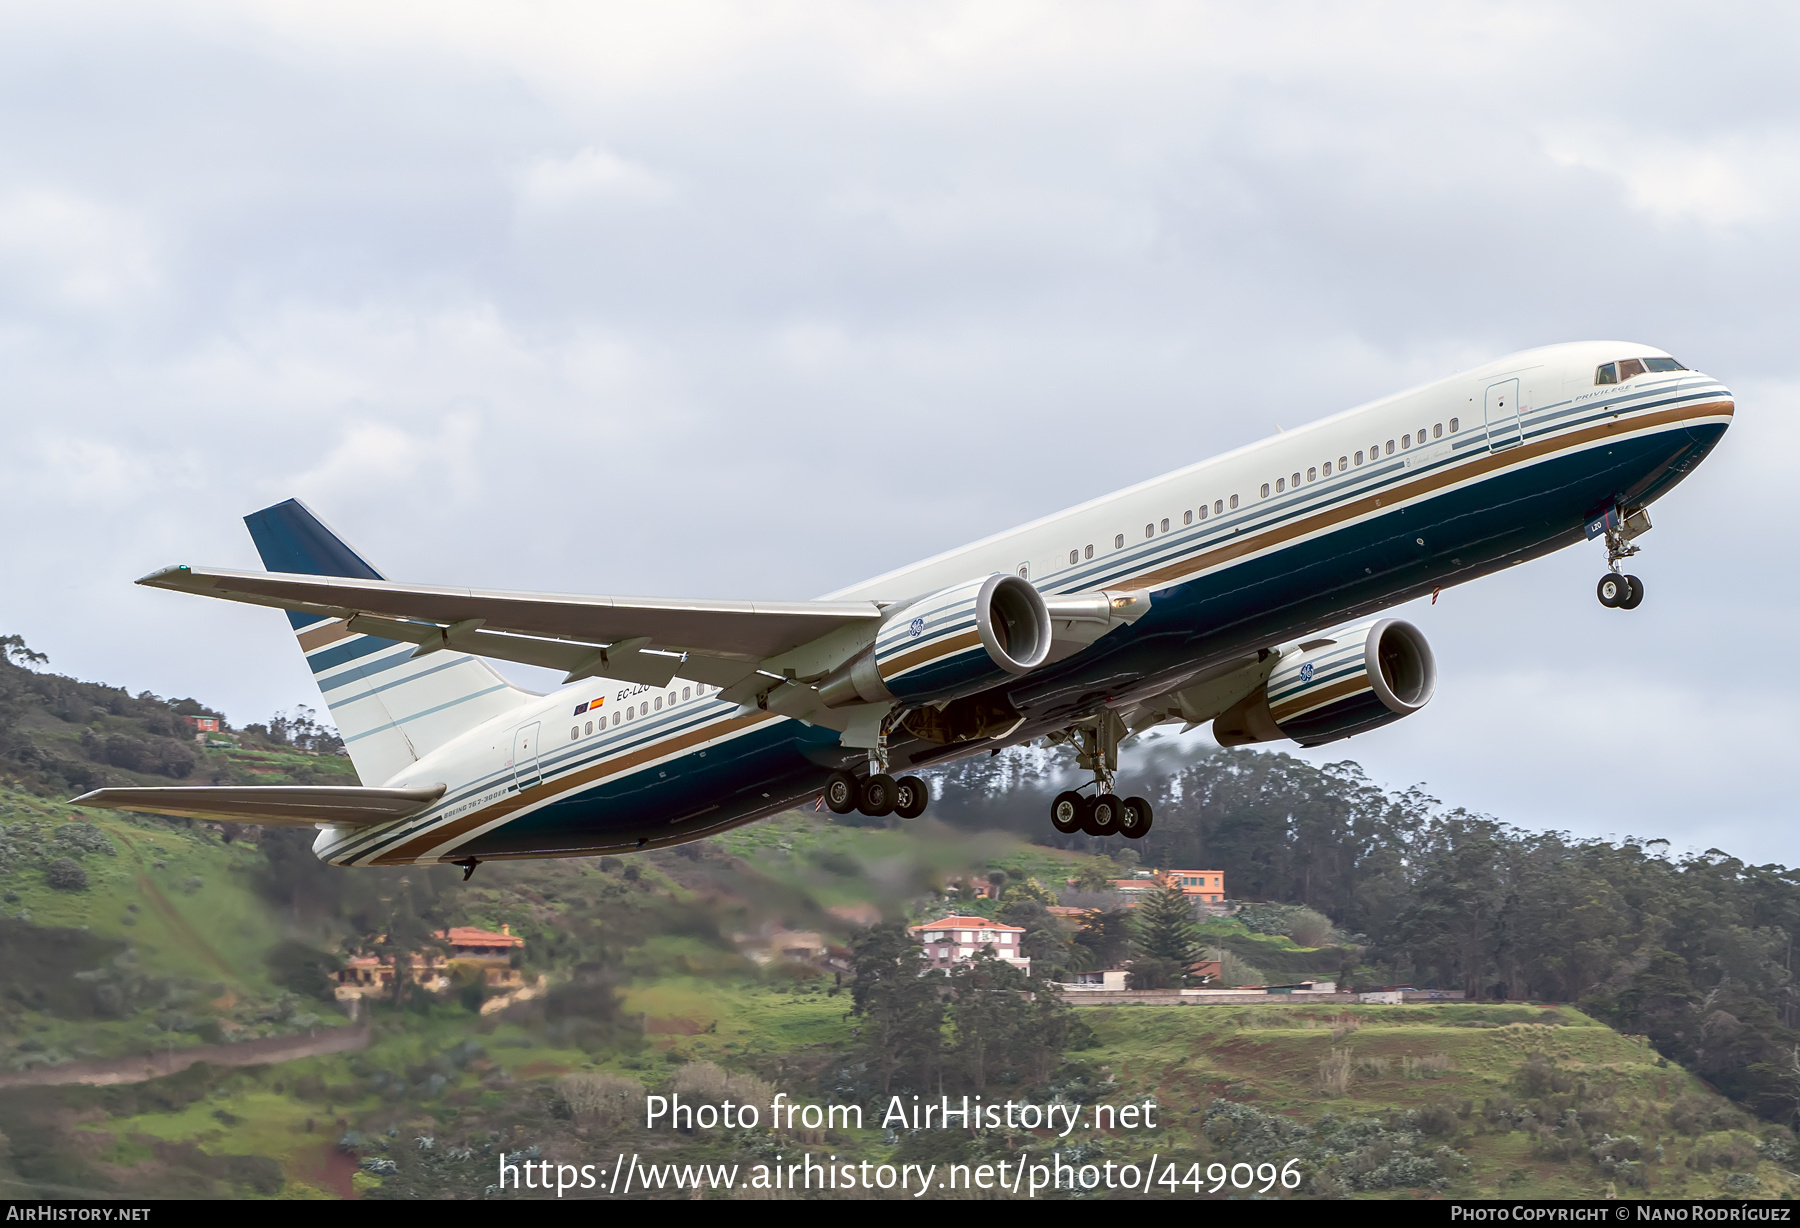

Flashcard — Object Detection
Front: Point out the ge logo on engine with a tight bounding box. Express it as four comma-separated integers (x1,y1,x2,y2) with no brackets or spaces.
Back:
908,617,925,638
1299,662,1314,683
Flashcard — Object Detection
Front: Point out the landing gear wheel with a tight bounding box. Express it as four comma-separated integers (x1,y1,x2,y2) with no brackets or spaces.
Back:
1050,791,1087,834
1084,793,1122,837
1597,574,1629,608
858,773,897,817
824,770,859,815
1118,796,1154,839
1620,574,1645,610
893,775,929,819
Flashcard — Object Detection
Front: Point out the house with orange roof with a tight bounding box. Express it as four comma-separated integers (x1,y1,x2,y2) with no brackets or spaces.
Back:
910,916,1029,973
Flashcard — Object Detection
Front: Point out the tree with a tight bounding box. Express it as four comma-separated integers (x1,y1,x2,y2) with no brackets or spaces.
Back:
1072,859,1116,893
1074,909,1135,969
848,923,943,1095
1135,884,1201,981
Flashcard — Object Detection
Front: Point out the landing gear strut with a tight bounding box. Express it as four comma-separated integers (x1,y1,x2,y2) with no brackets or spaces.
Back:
1596,510,1647,610
453,858,480,881
1048,716,1153,839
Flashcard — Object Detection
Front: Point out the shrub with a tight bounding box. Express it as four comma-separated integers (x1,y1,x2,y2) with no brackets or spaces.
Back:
556,1072,644,1128
46,858,87,891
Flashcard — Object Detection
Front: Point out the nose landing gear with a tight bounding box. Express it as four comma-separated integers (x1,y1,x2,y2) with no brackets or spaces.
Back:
1594,508,1649,610
1596,573,1644,609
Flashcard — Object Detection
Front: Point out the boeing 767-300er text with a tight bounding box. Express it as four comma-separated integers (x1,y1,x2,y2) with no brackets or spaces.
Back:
73,342,1731,874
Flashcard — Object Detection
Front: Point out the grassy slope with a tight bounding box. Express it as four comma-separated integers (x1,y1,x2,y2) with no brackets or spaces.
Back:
1,801,1790,1199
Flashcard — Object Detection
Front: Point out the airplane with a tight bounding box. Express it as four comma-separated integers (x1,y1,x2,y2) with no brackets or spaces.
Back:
73,341,1731,875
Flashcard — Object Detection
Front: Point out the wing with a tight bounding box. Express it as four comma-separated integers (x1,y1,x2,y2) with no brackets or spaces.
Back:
137,565,887,692
69,784,446,827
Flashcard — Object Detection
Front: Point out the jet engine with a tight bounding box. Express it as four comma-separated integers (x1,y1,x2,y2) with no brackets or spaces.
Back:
1214,618,1437,748
818,573,1052,708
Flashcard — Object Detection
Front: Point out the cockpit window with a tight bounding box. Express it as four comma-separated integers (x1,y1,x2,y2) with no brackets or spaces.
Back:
1599,356,1685,385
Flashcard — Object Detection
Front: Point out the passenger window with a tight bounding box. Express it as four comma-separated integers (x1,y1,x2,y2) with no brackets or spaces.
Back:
585,720,593,735
1198,505,1208,520
1417,426,1426,442
1449,417,1459,432
1085,544,1093,559
1113,534,1124,549
1274,478,1284,493
1338,455,1348,470
1354,450,1363,465
1160,517,1169,533
654,696,663,711
1433,423,1443,439
1617,358,1645,380
1069,549,1079,564
1229,494,1238,509
1183,510,1192,525
1018,563,1029,579
1386,440,1395,455
1307,467,1316,482
1261,483,1271,498
1144,524,1153,539
612,712,620,726
1596,363,1618,385
1402,434,1411,449
570,726,579,741
682,687,690,701
1215,499,1225,514
1291,472,1300,487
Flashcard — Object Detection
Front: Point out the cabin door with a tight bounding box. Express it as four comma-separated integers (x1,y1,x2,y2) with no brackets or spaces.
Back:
1484,378,1522,452
511,722,542,791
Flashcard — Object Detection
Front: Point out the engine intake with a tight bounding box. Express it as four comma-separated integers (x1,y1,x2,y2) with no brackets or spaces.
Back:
1214,618,1437,748
818,573,1051,707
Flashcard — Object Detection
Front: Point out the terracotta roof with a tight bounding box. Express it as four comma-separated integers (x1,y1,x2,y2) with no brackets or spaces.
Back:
434,925,524,949
910,916,1024,932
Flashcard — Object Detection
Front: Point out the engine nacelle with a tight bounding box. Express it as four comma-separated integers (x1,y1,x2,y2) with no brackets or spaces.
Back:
818,573,1052,708
1214,618,1437,748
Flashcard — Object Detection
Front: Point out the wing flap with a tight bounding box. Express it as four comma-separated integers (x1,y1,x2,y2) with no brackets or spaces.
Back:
69,784,446,827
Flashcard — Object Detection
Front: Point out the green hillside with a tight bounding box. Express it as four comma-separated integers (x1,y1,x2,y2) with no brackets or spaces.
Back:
1,639,1796,1199
0,799,1791,1199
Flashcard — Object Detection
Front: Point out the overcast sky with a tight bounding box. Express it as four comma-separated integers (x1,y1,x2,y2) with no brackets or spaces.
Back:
2,3,1794,862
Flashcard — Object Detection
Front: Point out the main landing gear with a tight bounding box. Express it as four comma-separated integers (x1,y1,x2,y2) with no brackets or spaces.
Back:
823,769,930,819
823,720,929,820
1595,509,1648,610
1048,720,1153,840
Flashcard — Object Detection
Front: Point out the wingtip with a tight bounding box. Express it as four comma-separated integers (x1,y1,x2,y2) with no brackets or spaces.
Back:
135,564,195,587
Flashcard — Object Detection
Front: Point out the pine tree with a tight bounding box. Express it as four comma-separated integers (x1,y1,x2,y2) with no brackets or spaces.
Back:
1134,883,1200,986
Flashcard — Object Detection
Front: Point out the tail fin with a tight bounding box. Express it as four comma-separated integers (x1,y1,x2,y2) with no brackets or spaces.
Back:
244,499,534,786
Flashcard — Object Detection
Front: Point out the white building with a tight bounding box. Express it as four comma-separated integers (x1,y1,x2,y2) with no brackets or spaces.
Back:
910,916,1030,973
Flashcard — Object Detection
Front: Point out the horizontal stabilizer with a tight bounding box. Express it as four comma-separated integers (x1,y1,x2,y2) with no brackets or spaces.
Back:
69,784,445,827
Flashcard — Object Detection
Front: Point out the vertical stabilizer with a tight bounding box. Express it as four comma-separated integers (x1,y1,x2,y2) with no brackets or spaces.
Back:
244,499,533,786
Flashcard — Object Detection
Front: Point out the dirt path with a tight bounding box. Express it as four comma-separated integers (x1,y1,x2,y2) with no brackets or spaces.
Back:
109,826,237,980
0,1023,370,1089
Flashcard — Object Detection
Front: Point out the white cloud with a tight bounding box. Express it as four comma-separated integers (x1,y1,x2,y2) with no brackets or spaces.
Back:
0,188,158,310
513,145,674,216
